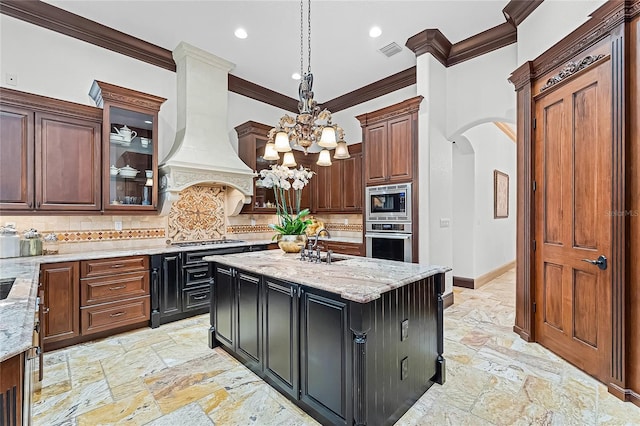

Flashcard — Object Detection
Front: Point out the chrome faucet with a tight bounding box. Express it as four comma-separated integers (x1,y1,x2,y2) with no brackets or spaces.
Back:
312,228,331,249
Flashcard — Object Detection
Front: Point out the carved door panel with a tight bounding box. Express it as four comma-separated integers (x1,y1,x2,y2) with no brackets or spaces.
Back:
533,59,612,382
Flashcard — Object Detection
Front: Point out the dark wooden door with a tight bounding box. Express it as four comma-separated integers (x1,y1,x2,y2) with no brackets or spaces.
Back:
386,115,413,183
533,60,612,383
364,122,387,185
314,164,332,211
160,254,181,318
236,271,262,369
0,105,34,210
35,112,101,211
300,288,350,425
41,262,80,346
214,265,235,350
297,156,314,212
263,278,299,400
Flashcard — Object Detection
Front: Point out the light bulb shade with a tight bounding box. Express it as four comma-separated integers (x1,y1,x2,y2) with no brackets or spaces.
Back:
333,141,351,159
274,131,292,152
263,143,280,160
316,149,332,166
282,151,297,168
318,126,337,148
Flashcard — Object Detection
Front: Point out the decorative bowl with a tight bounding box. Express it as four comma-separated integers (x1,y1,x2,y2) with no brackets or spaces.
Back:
277,234,308,253
119,165,139,178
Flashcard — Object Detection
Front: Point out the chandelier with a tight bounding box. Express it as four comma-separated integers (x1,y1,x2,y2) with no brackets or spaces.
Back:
263,0,350,167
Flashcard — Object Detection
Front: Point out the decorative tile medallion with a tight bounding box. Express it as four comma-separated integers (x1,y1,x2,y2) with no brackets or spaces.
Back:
168,185,226,242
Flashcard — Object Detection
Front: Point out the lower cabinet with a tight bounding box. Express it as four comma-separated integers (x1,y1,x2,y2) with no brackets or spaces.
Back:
40,256,150,351
210,265,349,425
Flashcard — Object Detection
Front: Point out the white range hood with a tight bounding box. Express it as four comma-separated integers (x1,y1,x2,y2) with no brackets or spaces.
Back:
158,42,254,216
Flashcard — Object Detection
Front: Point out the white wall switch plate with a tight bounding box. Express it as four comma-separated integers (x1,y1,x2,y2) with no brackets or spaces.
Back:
114,221,123,231
440,218,450,228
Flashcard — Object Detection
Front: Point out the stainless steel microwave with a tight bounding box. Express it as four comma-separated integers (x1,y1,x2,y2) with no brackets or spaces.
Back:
365,183,411,222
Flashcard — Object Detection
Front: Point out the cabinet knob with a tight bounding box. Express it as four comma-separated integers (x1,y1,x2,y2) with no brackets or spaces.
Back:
28,201,33,208
36,201,41,208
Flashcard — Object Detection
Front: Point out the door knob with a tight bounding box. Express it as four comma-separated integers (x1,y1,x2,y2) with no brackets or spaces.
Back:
581,255,607,270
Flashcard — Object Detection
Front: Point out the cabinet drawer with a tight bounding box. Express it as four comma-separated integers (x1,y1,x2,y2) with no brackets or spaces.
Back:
326,242,363,256
184,265,211,288
81,271,149,306
81,256,149,278
183,286,211,311
81,296,149,335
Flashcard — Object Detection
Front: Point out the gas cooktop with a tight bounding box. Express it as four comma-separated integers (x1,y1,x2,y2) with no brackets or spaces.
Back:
168,239,244,247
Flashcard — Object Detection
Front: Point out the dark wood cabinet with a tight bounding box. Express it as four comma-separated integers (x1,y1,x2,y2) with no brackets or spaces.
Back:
236,271,262,370
356,97,422,186
213,264,235,350
324,241,364,257
89,81,166,213
0,88,102,212
312,143,363,213
0,353,23,426
299,288,350,425
159,253,182,319
0,104,33,210
262,277,299,400
41,262,80,346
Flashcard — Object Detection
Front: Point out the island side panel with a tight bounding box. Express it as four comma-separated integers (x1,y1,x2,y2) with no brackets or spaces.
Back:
361,274,441,426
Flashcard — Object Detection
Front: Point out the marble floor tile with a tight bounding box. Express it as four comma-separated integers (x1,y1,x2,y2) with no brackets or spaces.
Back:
32,268,640,426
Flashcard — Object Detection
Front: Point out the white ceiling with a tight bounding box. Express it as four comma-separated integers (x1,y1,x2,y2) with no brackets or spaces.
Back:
45,0,509,102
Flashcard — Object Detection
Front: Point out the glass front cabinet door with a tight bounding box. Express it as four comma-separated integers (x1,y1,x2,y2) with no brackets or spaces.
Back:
89,81,166,212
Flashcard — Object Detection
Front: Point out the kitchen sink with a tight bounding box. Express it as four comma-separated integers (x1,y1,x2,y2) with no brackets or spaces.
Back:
0,279,15,300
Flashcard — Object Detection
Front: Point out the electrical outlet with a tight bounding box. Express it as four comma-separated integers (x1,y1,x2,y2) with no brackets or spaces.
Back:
344,218,348,225
114,221,123,231
250,218,256,226
401,357,408,380
401,319,409,341
6,73,17,86
439,218,450,228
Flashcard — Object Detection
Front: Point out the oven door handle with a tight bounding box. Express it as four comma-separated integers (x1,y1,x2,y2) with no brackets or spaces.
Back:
365,233,412,239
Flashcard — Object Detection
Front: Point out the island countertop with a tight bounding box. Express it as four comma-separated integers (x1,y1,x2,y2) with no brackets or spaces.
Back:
204,250,450,303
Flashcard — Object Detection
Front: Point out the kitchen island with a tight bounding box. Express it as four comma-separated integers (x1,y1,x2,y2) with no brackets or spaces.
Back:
204,250,449,426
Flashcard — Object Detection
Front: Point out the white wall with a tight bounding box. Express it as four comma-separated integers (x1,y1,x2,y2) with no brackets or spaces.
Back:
517,0,607,63
446,44,518,137
452,141,475,278
463,123,516,277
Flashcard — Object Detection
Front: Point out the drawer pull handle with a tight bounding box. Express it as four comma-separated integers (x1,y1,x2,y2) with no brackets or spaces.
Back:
110,312,126,318
193,273,207,279
192,294,208,300
109,285,127,291
110,264,125,268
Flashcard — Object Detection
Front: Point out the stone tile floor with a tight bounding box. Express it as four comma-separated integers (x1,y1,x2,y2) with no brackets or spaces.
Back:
33,269,640,425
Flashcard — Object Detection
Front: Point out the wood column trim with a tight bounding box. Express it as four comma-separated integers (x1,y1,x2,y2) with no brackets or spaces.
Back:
509,61,534,343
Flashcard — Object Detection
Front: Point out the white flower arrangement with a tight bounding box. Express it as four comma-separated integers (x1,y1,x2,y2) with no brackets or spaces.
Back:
258,165,314,236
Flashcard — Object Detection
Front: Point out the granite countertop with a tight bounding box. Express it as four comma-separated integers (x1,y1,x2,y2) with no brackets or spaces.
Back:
0,239,273,363
204,250,450,303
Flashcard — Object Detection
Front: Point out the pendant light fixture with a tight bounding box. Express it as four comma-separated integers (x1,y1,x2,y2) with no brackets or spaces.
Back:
263,0,350,166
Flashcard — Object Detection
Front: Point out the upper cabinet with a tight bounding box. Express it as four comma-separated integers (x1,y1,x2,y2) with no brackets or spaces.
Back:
89,81,166,213
312,143,362,213
0,88,102,212
356,97,423,186
235,121,313,214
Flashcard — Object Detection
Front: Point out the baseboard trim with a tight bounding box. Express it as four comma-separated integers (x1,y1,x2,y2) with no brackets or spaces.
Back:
453,276,474,289
513,324,533,342
608,383,640,407
443,292,454,309
475,260,516,288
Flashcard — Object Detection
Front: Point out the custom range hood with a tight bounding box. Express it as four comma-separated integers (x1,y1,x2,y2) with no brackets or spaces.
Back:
158,42,254,216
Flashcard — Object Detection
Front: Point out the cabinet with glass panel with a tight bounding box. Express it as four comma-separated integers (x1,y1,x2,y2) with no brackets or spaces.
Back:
89,81,166,212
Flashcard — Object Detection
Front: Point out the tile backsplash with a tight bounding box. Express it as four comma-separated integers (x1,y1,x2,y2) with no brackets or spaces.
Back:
167,185,226,242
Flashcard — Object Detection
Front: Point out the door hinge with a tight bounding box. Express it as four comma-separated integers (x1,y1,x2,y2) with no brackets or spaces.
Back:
533,240,536,251
533,302,537,313
532,181,537,192
533,118,537,129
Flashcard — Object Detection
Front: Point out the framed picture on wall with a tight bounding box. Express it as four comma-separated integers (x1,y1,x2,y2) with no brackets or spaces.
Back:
494,170,509,219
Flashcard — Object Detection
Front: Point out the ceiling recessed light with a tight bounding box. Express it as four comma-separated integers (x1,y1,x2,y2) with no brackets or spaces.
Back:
234,28,248,39
291,72,301,80
369,26,382,38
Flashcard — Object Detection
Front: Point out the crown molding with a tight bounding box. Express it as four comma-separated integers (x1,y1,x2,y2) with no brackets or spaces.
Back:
355,96,424,126
228,75,299,112
405,29,452,66
321,66,416,113
0,86,102,121
233,120,273,138
502,0,545,27
0,0,176,71
448,22,517,66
